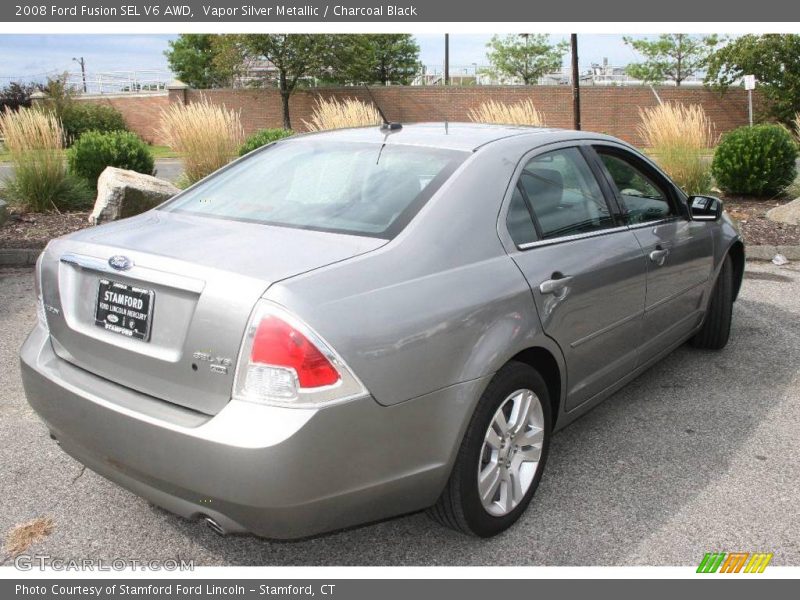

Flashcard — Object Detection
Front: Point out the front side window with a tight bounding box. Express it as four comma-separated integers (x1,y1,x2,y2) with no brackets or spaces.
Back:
597,151,675,225
162,140,467,238
517,147,615,240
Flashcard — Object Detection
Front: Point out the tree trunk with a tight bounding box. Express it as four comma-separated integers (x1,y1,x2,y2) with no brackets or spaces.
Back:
279,70,292,130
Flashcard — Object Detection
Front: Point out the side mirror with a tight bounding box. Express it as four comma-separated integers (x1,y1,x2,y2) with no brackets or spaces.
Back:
688,195,723,221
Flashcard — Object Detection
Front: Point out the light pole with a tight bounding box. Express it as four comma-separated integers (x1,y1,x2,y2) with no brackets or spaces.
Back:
570,34,581,130
444,34,450,85
72,56,87,93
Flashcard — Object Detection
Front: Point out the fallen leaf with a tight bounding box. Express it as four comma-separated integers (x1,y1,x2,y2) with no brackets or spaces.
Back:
4,517,54,557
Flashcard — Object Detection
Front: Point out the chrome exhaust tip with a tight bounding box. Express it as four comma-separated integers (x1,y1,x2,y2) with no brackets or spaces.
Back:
202,516,225,536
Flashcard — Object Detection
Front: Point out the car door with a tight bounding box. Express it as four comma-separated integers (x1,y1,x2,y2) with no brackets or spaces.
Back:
590,145,714,360
502,145,648,411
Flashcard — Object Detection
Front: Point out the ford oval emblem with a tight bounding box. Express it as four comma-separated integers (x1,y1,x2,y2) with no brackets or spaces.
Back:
108,255,133,271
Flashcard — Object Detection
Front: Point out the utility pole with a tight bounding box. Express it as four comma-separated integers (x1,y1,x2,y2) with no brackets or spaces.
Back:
444,34,450,85
73,56,87,93
570,34,581,130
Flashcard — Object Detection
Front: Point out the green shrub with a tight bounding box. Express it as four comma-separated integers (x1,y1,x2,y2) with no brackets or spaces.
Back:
711,125,798,197
67,130,155,186
239,128,293,156
61,103,127,144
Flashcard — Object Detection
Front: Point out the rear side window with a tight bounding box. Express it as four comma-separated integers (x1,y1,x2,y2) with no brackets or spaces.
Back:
506,185,537,246
597,151,675,225
162,140,467,239
517,147,615,241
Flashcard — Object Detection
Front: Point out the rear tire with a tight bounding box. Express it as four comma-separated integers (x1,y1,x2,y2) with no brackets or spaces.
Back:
691,255,733,350
428,361,551,537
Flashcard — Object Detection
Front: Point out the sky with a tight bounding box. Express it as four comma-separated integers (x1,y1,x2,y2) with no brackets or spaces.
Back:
0,33,664,83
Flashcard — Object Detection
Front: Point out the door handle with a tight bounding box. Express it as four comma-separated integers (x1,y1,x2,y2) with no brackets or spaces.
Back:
539,274,574,295
649,247,670,266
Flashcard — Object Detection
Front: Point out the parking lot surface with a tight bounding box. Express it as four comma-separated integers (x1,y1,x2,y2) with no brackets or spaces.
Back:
1,261,798,566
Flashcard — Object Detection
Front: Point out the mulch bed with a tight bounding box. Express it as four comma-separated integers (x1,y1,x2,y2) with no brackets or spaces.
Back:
1,197,799,250
0,209,90,249
722,196,800,247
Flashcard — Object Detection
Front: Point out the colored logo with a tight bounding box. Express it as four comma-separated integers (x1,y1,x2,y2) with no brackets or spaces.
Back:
697,552,773,573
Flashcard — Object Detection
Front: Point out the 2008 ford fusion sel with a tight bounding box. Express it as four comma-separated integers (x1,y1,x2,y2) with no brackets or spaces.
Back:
21,123,743,538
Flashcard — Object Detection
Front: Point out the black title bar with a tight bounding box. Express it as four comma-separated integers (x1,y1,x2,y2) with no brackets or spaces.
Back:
4,0,800,22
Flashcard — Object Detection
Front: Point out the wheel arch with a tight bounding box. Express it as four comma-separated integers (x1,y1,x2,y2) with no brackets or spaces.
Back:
728,240,745,301
507,346,563,430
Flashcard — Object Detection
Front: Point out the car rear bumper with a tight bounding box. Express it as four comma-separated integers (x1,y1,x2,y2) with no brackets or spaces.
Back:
20,324,486,539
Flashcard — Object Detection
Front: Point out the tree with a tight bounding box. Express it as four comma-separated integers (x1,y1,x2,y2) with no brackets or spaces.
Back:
165,34,235,88
623,34,718,86
238,34,332,130
0,81,39,112
705,34,800,125
484,34,568,85
326,34,420,85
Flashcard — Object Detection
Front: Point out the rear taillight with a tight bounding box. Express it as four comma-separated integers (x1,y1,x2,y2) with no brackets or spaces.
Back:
251,316,340,388
233,301,368,408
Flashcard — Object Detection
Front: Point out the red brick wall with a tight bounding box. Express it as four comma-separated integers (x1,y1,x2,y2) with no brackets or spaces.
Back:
76,93,170,144
80,86,757,147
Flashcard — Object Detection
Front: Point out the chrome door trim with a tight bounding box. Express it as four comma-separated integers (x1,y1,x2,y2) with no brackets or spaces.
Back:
517,225,630,250
515,217,684,251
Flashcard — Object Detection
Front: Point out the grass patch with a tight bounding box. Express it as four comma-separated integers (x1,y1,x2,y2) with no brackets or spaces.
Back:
0,107,92,212
159,98,243,185
637,102,715,195
303,97,382,132
1,144,180,163
468,99,546,127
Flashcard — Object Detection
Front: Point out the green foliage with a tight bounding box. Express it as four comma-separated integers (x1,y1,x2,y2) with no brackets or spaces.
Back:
238,34,335,129
484,34,568,84
60,103,128,145
0,81,38,112
711,125,798,197
2,158,92,212
705,34,800,125
164,34,238,88
324,34,420,85
239,128,294,156
623,34,718,86
67,130,154,186
37,75,127,144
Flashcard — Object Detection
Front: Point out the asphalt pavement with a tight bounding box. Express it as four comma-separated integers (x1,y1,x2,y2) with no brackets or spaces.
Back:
1,261,798,566
0,158,183,185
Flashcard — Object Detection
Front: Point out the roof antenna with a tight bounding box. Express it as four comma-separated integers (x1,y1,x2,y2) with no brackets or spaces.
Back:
363,83,402,132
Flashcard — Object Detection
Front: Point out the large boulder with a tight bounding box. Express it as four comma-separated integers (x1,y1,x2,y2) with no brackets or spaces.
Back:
0,199,8,227
89,167,180,225
766,197,800,226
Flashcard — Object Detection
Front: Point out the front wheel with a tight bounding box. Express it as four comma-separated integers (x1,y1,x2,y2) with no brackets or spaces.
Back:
691,254,733,350
428,361,552,537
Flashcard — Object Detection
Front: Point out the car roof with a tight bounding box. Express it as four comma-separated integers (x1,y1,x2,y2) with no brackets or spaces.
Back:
288,122,620,152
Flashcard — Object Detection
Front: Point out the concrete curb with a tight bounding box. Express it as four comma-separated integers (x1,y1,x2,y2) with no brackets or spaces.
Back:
0,248,41,267
746,245,800,261
2,245,799,268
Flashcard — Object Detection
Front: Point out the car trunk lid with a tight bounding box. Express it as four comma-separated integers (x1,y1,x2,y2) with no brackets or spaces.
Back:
40,211,385,416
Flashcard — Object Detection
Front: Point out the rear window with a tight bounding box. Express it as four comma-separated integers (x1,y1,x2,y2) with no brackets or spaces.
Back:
161,140,467,238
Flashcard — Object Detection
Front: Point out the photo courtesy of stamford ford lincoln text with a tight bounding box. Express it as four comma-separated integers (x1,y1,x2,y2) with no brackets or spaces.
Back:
0,0,799,595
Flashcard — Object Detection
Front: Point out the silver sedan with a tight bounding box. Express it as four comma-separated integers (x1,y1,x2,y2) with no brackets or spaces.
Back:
20,123,744,538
